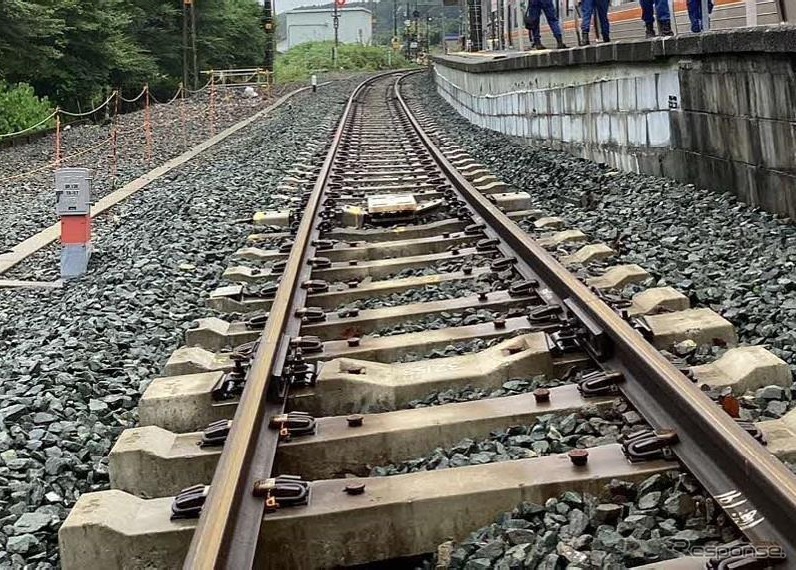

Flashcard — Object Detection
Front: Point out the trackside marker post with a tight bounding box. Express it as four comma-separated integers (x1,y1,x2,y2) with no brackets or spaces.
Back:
311,75,318,92
55,168,94,278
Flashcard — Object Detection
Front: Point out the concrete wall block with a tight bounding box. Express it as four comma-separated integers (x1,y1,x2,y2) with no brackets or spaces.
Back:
562,115,572,142
563,87,576,114
551,89,563,115
551,115,563,141
656,71,681,112
533,91,547,114
647,111,671,148
618,77,636,112
596,114,611,143
756,168,795,218
588,84,603,113
609,114,621,145
627,113,647,147
573,85,587,114
602,81,619,112
636,75,657,111
758,119,796,170
751,72,796,121
540,116,550,140
571,115,584,143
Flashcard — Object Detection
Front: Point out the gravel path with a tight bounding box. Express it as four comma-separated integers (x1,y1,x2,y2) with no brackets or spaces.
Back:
0,88,292,251
0,77,363,568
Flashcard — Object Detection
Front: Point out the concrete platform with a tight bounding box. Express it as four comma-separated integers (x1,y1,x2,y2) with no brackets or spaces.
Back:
59,445,673,570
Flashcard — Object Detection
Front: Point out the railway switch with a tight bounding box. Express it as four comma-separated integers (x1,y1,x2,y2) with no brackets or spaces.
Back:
55,167,94,278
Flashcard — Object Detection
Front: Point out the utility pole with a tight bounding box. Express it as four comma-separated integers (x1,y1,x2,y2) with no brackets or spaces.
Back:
190,0,198,89
333,0,342,66
393,0,398,38
262,0,275,77
182,0,189,89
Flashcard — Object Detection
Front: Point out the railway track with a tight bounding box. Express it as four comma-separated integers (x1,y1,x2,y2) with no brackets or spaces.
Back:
59,71,796,569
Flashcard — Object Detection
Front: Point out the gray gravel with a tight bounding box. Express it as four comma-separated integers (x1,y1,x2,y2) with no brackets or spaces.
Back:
0,89,294,252
403,72,796,376
0,78,363,568
430,471,740,569
372,403,637,476
370,308,501,337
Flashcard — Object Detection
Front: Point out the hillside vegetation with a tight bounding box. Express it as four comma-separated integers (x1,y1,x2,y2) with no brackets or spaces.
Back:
275,42,412,83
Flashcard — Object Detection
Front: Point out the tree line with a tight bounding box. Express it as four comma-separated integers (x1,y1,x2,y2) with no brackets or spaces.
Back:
0,0,266,124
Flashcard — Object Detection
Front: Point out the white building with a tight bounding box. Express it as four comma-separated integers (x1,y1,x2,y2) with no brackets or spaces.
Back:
284,7,373,49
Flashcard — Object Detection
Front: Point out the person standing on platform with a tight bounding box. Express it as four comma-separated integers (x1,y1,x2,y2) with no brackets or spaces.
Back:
524,0,568,50
687,0,713,31
640,0,674,37
579,0,610,45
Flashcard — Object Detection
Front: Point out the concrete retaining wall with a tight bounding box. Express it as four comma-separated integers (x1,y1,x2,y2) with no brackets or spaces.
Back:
432,27,796,219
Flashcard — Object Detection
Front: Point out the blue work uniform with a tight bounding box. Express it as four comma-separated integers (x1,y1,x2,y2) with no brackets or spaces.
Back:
581,0,610,41
525,0,563,43
640,0,670,24
687,0,713,31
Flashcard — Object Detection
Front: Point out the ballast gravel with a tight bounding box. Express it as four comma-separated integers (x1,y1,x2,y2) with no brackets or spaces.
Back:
0,89,289,251
403,73,796,377
0,77,364,568
430,471,740,569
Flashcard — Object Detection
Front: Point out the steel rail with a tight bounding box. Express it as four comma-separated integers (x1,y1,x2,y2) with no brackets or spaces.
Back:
395,72,796,563
183,72,397,570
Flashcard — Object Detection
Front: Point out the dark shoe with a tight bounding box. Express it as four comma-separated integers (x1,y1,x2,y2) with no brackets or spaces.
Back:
602,36,611,43
659,20,674,35
645,23,656,37
533,41,547,50
579,36,590,46
556,37,568,49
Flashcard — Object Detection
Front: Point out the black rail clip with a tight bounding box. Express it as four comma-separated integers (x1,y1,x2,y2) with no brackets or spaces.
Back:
563,298,611,362
200,419,233,447
735,420,767,445
252,281,279,299
491,256,518,273
253,475,310,513
211,368,246,401
508,279,538,297
295,307,326,323
630,316,655,343
547,328,581,355
621,429,679,463
528,304,564,325
577,370,624,397
246,311,270,330
278,241,295,253
268,412,317,441
290,336,323,354
308,257,332,269
312,239,335,250
302,279,329,294
231,340,260,361
464,222,486,235
476,238,500,251
170,484,210,520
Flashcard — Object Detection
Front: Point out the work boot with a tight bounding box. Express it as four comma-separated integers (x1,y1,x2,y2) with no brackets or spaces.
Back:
645,23,656,37
556,36,568,49
659,20,674,36
533,41,547,50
